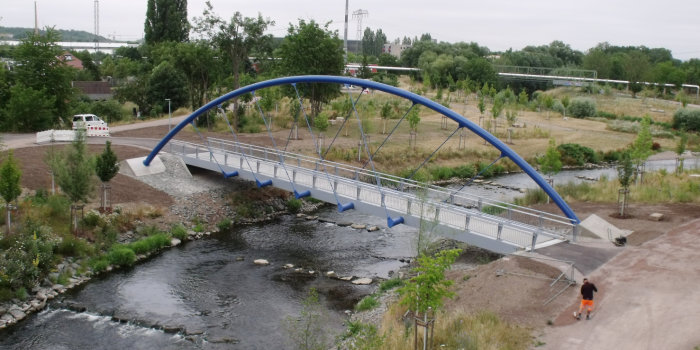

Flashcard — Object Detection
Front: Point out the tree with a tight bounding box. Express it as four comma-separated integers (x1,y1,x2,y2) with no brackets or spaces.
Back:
617,151,634,217
4,84,56,132
144,0,189,44
630,115,653,176
538,139,563,197
194,1,273,124
675,131,688,174
95,141,120,212
0,150,22,234
278,19,345,117
379,101,394,134
12,28,74,125
408,105,421,131
50,130,95,233
398,249,461,349
147,61,188,113
285,288,329,350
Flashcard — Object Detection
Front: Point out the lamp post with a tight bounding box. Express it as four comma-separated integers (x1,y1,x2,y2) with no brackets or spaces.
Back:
165,98,171,131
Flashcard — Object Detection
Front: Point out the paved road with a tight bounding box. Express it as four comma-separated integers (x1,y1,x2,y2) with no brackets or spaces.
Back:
1,115,188,150
538,218,700,349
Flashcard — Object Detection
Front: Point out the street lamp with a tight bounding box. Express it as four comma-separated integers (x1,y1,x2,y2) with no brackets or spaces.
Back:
165,98,171,131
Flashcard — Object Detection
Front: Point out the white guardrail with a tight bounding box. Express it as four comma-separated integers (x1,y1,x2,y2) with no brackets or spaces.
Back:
168,138,578,252
36,127,110,143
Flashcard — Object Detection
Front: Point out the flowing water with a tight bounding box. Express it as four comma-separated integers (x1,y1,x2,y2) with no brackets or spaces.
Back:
0,209,415,350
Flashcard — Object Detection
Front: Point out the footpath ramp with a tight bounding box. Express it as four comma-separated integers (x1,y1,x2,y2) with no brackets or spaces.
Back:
579,214,633,241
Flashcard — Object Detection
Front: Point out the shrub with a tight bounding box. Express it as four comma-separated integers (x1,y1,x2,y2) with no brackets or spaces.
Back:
81,211,103,228
453,164,476,179
89,257,110,273
567,99,597,118
596,110,617,119
56,236,94,257
557,143,599,166
286,198,302,213
128,233,171,254
170,224,188,240
355,295,380,311
217,218,233,231
430,166,455,181
652,142,661,151
552,100,565,115
46,195,71,219
378,278,403,293
107,246,136,266
672,108,700,132
314,112,330,132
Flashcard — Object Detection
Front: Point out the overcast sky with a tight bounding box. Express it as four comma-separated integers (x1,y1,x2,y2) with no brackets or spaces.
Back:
3,0,700,60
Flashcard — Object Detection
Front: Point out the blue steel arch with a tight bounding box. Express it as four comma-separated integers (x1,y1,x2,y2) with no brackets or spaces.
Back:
145,75,580,224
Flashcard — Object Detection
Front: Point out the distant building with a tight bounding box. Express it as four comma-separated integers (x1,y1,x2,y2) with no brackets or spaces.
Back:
72,81,113,100
382,43,411,59
58,51,83,70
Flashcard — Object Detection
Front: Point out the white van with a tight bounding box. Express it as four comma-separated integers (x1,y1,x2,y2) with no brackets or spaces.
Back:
72,114,108,130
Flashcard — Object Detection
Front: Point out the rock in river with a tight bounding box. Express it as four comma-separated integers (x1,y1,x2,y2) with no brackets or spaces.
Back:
253,259,270,266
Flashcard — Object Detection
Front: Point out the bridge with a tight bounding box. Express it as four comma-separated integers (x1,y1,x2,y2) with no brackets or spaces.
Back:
144,75,580,255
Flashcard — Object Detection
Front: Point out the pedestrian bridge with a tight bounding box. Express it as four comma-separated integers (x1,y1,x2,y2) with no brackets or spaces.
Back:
144,75,580,255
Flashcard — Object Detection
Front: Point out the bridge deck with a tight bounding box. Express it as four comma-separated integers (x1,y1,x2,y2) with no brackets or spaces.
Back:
167,138,575,255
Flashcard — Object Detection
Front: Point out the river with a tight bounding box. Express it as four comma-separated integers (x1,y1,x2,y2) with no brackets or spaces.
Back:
0,209,415,350
2,158,697,349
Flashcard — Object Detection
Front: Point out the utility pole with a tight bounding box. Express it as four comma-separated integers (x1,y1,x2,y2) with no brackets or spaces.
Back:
343,0,349,63
94,0,100,52
165,99,172,131
34,1,39,35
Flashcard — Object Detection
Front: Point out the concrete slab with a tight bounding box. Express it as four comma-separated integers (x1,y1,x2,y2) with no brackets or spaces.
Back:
536,241,623,276
126,156,166,176
579,214,633,241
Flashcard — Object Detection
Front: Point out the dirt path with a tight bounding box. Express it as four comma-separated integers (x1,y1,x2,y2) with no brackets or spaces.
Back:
537,217,700,349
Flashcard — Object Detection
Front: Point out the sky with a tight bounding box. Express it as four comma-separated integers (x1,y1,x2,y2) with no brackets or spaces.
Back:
2,0,700,61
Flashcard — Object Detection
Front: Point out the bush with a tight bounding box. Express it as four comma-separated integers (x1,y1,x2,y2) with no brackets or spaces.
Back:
673,108,700,132
314,112,330,132
81,211,103,228
89,257,110,273
286,198,302,213
107,246,136,266
217,218,233,231
378,278,403,293
453,164,476,179
567,98,597,118
652,142,661,151
596,110,617,119
170,224,187,240
56,236,94,257
355,295,380,311
430,166,455,181
128,233,171,254
552,100,565,115
557,143,599,166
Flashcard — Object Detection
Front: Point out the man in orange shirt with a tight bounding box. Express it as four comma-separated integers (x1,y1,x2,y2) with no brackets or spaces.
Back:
577,278,598,320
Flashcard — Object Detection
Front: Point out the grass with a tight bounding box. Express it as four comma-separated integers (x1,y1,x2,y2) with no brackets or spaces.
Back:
378,278,404,293
127,233,171,254
170,223,188,240
514,170,700,205
355,295,380,312
380,304,531,350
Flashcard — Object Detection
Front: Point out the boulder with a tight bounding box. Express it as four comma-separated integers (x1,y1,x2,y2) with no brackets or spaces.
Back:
339,276,353,281
337,222,352,227
326,271,337,278
253,259,270,266
171,238,182,247
8,308,26,321
235,256,245,261
305,215,318,221
367,226,380,232
283,264,294,269
649,213,664,221
350,224,366,230
351,278,373,285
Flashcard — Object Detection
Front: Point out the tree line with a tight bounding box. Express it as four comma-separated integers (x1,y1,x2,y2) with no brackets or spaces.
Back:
1,0,698,132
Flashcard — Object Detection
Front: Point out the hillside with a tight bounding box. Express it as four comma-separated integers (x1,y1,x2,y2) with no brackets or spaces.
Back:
0,26,114,42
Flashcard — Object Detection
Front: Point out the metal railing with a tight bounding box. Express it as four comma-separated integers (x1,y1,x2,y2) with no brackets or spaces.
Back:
168,138,577,251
